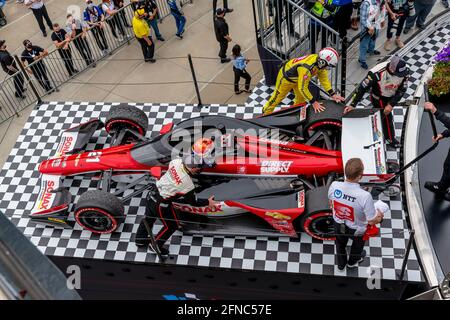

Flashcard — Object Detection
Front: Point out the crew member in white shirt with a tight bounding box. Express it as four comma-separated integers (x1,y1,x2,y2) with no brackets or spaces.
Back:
328,158,384,270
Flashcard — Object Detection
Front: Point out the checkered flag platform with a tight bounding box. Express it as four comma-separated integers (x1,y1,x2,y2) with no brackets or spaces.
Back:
2,23,448,283
0,101,421,282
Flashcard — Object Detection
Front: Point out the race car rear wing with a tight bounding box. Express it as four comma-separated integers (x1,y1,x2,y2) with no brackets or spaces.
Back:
341,109,392,182
30,119,103,228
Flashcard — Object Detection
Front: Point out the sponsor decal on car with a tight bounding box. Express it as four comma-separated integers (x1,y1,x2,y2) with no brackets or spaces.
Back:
37,180,56,210
299,105,308,121
258,137,289,146
260,160,293,174
55,134,75,158
374,147,386,174
265,211,291,220
47,217,67,224
371,114,382,142
173,203,224,214
237,166,246,174
298,190,305,208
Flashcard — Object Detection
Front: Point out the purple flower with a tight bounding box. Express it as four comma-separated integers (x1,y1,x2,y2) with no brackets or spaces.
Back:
435,43,450,63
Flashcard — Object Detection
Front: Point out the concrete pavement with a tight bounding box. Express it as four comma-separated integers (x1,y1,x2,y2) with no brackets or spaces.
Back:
0,0,263,166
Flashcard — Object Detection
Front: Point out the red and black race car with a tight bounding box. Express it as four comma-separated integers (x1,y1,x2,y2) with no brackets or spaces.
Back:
30,102,400,240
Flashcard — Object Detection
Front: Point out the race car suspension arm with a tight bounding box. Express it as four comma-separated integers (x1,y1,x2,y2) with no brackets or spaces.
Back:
305,130,332,150
112,173,154,203
111,128,148,147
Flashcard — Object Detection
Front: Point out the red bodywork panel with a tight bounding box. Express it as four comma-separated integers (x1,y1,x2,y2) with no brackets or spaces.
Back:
39,137,344,177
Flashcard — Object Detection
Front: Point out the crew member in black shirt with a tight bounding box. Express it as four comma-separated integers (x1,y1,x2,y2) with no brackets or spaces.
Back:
51,23,78,77
0,40,26,99
424,102,450,202
20,40,53,93
214,8,232,63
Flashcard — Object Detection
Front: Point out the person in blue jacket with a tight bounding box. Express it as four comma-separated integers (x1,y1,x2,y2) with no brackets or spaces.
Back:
84,1,109,54
167,0,186,39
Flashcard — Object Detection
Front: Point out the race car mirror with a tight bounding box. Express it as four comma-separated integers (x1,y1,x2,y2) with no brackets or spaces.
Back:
160,122,173,135
150,167,162,180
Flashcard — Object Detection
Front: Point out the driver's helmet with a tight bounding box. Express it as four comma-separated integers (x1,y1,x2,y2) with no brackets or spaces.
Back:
192,138,215,157
318,47,339,69
184,154,215,170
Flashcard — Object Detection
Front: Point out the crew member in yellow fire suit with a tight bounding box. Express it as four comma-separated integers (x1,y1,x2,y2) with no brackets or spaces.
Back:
263,47,345,115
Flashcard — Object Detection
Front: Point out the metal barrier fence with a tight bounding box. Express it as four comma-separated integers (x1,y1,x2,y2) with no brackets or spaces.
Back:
0,0,193,126
252,0,357,94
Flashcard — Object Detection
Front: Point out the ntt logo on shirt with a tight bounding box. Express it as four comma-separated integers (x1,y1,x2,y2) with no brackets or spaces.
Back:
334,189,342,199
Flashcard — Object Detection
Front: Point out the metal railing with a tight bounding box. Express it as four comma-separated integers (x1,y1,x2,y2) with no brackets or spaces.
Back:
252,0,358,94
0,0,193,126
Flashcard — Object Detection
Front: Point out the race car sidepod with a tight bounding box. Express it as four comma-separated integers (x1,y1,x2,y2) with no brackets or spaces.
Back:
30,119,104,228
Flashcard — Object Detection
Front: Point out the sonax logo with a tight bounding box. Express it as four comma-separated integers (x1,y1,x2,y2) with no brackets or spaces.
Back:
38,180,55,210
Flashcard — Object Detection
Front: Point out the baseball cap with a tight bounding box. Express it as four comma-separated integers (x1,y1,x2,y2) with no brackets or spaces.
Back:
388,55,409,77
216,8,225,15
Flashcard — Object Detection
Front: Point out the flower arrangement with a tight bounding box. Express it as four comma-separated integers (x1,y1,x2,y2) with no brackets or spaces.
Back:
428,42,450,98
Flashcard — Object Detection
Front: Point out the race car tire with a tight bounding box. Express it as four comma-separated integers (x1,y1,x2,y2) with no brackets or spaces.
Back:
75,190,125,234
302,101,345,138
105,104,149,137
296,186,335,241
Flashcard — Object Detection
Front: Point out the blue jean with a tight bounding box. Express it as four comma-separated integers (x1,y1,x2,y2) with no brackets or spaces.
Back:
147,18,162,38
359,29,378,63
405,1,434,29
171,13,186,35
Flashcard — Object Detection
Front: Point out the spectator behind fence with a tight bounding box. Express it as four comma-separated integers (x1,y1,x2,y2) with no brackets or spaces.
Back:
84,1,109,55
351,0,363,30
268,0,299,47
212,0,233,14
24,0,53,37
0,40,26,99
145,0,165,41
403,0,435,34
384,0,415,51
132,7,156,63
66,13,96,68
333,0,354,38
20,39,53,93
132,0,166,41
358,0,385,70
167,0,186,39
51,23,78,77
214,8,232,63
113,0,132,28
232,44,252,95
309,0,337,54
328,158,384,270
101,0,125,39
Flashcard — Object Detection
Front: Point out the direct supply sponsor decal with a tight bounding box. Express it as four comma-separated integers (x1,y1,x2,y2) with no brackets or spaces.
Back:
260,160,293,174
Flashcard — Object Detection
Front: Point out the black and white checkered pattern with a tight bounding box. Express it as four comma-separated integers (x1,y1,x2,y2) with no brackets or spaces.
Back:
2,24,448,284
0,101,421,282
